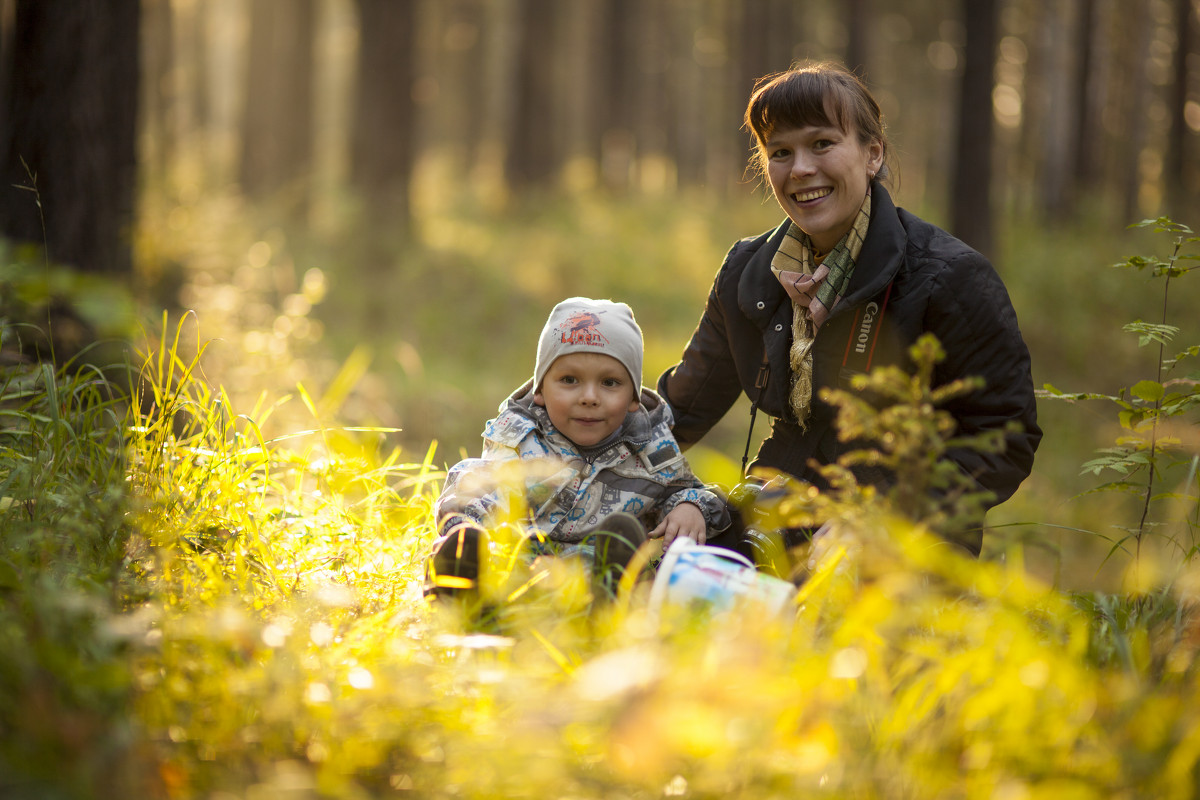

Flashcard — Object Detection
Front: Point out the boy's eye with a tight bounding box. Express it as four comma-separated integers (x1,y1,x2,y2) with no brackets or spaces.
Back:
602,378,621,388
558,375,578,385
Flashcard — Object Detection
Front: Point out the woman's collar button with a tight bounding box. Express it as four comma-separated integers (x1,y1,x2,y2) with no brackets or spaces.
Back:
756,301,766,309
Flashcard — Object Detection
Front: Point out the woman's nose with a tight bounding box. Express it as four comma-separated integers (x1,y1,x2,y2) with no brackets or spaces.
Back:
791,153,815,177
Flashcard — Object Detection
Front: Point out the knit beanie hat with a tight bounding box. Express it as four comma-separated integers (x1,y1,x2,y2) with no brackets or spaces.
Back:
533,297,644,393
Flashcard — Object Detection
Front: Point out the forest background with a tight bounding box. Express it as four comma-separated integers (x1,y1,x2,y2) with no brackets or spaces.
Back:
2,0,1200,592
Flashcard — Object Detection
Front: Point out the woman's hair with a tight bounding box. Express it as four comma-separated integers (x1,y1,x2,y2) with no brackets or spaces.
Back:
743,60,889,183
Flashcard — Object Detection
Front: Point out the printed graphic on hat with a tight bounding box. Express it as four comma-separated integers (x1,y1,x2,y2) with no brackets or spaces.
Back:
557,310,609,347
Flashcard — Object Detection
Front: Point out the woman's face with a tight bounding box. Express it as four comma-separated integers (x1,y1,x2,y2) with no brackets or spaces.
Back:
764,123,883,254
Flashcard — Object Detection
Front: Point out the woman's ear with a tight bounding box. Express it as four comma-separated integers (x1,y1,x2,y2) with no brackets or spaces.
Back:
868,139,884,176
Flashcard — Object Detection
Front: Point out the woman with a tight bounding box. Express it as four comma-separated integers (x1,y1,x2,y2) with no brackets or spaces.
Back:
657,61,1041,556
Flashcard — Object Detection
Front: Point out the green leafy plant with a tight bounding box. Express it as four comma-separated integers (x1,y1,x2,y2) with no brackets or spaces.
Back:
824,333,1009,533
0,238,136,367
0,319,144,798
744,333,1009,556
1041,218,1200,563
15,187,1200,798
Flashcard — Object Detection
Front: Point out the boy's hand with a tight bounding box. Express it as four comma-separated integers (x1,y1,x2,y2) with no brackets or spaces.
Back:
648,502,707,548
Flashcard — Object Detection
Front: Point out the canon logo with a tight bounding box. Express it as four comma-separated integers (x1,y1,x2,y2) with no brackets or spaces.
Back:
854,302,880,354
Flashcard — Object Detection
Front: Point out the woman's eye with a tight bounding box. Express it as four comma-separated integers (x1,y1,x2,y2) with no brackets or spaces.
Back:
769,148,789,160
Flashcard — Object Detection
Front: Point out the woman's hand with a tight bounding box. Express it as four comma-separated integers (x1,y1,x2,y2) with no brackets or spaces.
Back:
649,502,707,548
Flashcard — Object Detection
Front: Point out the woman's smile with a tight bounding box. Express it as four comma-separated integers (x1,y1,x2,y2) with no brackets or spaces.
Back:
792,187,832,203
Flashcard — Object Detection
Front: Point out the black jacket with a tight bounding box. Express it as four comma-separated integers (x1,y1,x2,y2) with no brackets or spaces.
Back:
658,183,1041,546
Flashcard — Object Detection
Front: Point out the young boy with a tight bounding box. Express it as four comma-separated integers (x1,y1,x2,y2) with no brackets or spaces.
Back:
427,297,729,600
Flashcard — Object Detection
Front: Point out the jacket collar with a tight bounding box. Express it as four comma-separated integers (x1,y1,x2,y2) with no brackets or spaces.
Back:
841,182,906,308
737,182,908,327
738,220,791,329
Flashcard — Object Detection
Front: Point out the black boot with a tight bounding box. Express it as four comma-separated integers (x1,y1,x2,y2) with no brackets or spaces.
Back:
424,518,488,600
591,512,647,598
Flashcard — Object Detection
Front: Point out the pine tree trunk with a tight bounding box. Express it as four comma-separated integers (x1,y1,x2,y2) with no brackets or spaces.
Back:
239,0,315,211
0,0,140,276
951,0,997,258
505,0,559,190
1166,0,1197,219
351,0,418,227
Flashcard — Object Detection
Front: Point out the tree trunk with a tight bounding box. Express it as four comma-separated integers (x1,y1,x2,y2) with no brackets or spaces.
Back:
1072,0,1100,196
238,0,315,211
632,0,670,192
1119,0,1153,224
1039,2,1076,222
177,0,212,158
674,0,708,188
0,3,11,77
141,0,174,184
0,0,140,276
951,0,997,258
351,0,418,227
434,0,486,181
844,0,870,78
505,0,558,190
1165,0,1197,219
595,0,637,192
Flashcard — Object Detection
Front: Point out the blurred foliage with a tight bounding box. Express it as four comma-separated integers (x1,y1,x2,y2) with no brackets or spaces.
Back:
7,180,1200,795
309,187,786,465
0,239,137,366
129,174,1200,590
6,308,1200,797
0,328,142,797
1040,218,1200,565
821,334,1002,536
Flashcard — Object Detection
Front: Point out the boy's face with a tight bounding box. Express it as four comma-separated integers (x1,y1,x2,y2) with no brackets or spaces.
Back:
534,352,640,447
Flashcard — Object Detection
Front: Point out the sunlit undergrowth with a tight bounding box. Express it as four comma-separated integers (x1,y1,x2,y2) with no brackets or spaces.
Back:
131,171,1200,589
4,198,1199,796
4,310,1200,799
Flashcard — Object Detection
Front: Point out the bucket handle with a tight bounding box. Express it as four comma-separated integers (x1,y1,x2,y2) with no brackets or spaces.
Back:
648,537,758,616
666,536,755,568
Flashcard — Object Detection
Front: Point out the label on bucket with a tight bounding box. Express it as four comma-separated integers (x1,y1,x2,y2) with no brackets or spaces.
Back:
648,537,797,619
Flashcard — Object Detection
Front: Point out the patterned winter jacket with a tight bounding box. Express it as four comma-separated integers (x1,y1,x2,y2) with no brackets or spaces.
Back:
434,381,730,543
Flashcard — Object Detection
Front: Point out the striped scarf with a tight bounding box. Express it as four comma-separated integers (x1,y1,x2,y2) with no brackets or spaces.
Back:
769,190,872,428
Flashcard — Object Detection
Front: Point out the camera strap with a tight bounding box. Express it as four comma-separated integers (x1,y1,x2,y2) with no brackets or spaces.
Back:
741,278,894,477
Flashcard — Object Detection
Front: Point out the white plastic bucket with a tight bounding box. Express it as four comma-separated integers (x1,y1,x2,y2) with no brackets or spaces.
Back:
648,537,797,620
